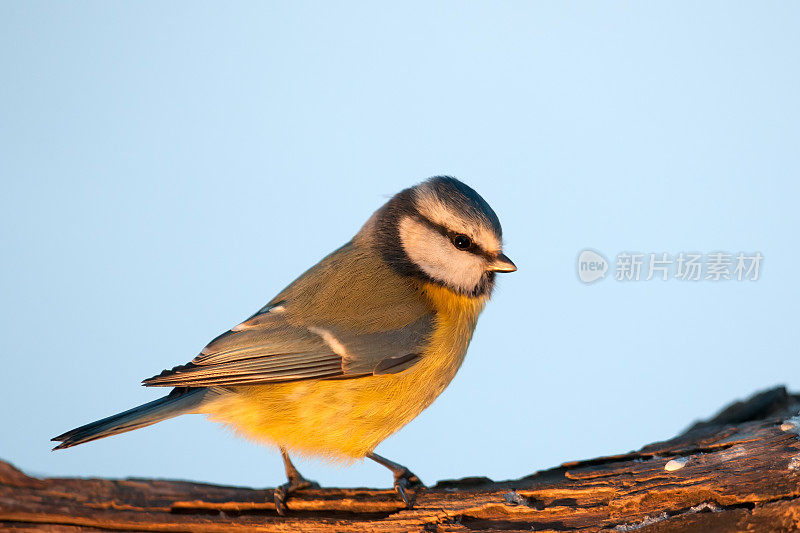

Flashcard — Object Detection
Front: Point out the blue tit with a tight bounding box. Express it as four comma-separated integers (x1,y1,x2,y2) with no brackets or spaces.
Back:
52,176,516,513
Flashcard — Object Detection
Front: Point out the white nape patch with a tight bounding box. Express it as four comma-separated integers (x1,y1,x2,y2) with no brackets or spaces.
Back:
413,186,501,254
308,326,349,359
398,216,487,293
789,455,800,471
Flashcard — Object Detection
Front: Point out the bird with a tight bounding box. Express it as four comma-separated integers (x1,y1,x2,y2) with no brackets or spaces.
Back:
52,176,516,514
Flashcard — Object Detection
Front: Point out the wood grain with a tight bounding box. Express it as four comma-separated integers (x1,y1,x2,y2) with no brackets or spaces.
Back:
3,387,800,531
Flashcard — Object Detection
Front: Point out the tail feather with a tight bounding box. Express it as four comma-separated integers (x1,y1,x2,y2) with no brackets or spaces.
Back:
52,387,213,450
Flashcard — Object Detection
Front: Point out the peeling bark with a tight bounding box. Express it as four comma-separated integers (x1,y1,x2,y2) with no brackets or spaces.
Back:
2,387,800,531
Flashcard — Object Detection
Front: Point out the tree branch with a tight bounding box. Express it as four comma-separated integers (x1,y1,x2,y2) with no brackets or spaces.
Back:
3,387,800,531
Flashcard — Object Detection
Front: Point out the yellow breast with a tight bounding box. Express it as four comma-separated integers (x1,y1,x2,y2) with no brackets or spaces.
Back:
203,282,487,462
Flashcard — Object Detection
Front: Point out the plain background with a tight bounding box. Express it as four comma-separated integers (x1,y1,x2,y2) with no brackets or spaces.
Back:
1,2,798,489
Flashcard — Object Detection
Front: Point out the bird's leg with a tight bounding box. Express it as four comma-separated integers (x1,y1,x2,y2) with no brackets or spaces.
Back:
273,448,319,515
367,452,424,508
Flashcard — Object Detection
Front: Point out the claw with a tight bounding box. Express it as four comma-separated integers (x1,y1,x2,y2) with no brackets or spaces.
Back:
394,469,422,507
368,452,424,509
273,476,319,516
274,448,319,515
273,484,290,516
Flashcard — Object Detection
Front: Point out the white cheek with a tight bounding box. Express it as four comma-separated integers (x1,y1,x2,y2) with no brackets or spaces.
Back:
398,217,486,292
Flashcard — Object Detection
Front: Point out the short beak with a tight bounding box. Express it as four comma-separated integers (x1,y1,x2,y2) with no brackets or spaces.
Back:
489,253,517,273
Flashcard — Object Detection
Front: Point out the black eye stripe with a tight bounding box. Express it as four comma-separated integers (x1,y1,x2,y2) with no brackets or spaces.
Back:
413,215,494,261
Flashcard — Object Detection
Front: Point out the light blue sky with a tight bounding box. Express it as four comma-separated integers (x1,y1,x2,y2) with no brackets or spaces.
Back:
1,2,798,489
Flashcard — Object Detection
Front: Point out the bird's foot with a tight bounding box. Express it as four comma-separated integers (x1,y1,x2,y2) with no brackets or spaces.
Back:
273,475,320,516
367,452,425,509
392,467,424,508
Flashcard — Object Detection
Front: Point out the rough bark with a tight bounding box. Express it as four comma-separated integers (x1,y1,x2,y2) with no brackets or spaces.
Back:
2,387,800,532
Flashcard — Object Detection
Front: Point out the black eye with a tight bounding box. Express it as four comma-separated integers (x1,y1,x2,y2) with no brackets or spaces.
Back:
452,234,472,250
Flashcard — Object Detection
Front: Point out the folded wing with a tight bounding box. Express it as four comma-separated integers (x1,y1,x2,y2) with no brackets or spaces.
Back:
143,304,434,388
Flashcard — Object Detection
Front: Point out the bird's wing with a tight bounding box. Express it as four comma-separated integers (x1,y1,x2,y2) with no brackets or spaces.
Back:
143,303,434,388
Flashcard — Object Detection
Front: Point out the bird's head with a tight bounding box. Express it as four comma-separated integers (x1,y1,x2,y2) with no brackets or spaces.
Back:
369,176,516,297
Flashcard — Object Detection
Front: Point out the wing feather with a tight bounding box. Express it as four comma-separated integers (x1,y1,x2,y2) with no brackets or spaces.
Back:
143,242,435,388
143,310,434,387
